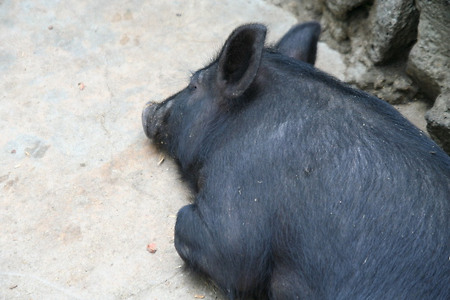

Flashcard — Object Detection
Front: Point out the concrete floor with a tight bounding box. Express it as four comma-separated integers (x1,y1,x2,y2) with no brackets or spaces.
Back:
0,1,427,299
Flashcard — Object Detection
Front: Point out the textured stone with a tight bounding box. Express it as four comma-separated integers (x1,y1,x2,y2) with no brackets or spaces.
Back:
406,0,450,99
326,0,370,19
347,65,418,104
425,93,450,154
406,0,450,154
368,0,419,64
323,8,349,42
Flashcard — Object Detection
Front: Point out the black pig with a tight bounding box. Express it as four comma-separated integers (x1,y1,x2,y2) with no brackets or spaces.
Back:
142,22,450,299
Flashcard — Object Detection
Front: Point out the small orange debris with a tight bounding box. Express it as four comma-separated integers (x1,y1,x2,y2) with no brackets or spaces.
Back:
147,243,157,254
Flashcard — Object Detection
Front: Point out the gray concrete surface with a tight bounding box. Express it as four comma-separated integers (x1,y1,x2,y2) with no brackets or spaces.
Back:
0,1,426,299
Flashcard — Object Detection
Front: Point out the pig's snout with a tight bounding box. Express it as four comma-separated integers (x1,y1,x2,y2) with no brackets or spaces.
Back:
142,101,160,139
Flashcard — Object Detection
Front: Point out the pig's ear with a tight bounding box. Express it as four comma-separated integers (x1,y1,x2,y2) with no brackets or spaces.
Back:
275,21,321,65
216,24,267,99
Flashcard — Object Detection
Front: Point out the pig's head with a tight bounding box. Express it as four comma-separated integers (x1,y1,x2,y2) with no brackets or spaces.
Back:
142,22,321,171
142,24,267,168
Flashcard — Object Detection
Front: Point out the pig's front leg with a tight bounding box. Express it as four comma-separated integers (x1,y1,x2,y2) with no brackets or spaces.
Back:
174,204,217,271
174,203,266,298
174,204,235,293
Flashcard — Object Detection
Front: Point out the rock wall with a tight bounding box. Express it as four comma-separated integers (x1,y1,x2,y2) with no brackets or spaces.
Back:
407,0,450,153
267,0,450,154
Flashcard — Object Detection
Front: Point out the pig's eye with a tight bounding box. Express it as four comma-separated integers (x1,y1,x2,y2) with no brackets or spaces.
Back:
188,82,198,91
188,72,201,91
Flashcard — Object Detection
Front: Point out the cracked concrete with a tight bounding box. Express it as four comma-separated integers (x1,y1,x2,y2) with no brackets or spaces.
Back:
0,0,427,299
